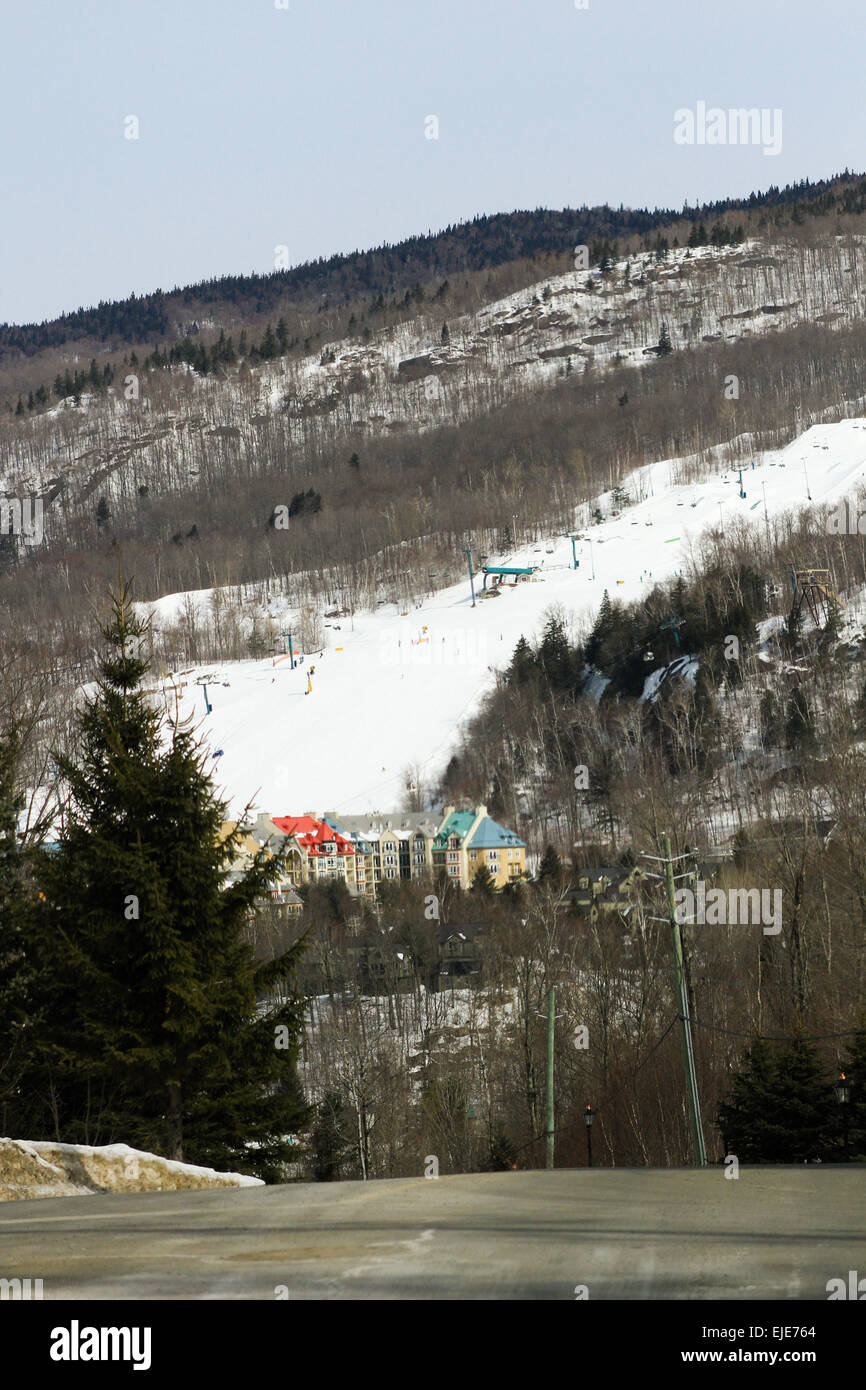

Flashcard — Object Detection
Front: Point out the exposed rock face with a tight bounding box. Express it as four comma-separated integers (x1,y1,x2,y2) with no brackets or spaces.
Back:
0,1138,263,1201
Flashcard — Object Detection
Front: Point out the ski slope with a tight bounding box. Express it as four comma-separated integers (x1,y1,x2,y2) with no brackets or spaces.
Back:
145,418,866,817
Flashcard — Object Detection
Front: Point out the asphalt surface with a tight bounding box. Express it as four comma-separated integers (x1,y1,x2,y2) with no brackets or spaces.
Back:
1,1167,864,1300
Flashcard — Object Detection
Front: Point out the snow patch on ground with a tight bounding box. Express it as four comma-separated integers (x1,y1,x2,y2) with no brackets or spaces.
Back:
0,1137,263,1202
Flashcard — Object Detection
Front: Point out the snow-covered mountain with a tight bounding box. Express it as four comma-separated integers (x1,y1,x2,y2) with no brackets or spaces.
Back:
142,417,866,817
4,235,865,516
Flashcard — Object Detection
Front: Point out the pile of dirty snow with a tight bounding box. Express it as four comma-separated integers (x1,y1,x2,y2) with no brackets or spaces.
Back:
0,1138,263,1201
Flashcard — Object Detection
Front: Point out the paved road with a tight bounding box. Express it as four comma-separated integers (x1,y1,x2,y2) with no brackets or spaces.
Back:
1,1168,863,1299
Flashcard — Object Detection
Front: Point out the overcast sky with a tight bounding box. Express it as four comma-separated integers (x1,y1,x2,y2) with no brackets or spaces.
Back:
2,0,863,324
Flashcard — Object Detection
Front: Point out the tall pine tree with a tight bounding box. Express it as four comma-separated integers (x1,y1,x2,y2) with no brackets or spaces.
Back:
718,1036,836,1163
24,582,309,1180
0,721,41,1133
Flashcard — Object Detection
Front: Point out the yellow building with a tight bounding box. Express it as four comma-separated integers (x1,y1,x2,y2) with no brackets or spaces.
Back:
431,805,527,889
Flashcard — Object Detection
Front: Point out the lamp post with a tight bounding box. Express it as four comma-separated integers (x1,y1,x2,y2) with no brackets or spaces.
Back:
834,1073,851,1160
584,1104,595,1167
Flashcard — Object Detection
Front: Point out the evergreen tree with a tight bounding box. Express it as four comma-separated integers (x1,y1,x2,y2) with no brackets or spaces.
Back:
24,583,309,1178
718,1037,836,1162
260,323,277,359
538,615,573,690
759,690,782,746
785,688,815,752
0,722,41,1132
310,1090,352,1181
586,590,614,666
506,635,536,685
657,323,673,356
537,844,563,888
470,862,495,895
441,322,449,344
843,1025,866,1160
479,1132,516,1171
784,600,803,650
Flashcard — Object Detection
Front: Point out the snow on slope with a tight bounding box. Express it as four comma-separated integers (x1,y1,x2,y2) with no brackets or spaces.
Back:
144,419,866,817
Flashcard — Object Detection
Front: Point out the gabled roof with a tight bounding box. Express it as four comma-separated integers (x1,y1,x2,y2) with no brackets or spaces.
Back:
436,920,490,946
467,816,525,850
433,810,477,848
323,815,374,854
434,807,524,851
272,815,356,858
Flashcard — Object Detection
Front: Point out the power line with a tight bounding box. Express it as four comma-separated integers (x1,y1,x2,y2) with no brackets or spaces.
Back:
689,1017,864,1043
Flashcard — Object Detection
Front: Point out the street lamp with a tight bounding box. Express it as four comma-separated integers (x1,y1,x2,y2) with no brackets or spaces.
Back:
834,1073,851,1105
584,1104,595,1168
835,1073,851,1160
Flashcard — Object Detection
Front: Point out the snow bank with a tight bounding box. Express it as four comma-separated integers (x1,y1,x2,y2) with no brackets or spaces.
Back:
0,1138,263,1202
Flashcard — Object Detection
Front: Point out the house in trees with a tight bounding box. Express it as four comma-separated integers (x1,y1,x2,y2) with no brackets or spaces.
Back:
271,815,361,891
329,812,439,887
243,806,524,895
247,813,307,887
219,821,304,913
344,925,416,993
561,864,647,919
436,920,490,988
562,859,717,920
248,812,365,893
322,815,375,896
432,805,526,888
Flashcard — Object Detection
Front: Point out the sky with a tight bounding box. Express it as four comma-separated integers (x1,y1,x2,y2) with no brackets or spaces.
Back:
1,0,863,325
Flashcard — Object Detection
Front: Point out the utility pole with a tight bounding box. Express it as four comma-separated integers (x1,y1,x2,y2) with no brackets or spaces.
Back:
546,985,555,1170
465,545,477,608
662,834,707,1167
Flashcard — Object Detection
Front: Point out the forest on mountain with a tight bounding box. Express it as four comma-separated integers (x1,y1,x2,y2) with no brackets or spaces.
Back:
1,170,863,390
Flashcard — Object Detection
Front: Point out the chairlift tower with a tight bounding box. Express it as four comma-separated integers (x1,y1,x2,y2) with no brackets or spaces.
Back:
788,567,843,629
